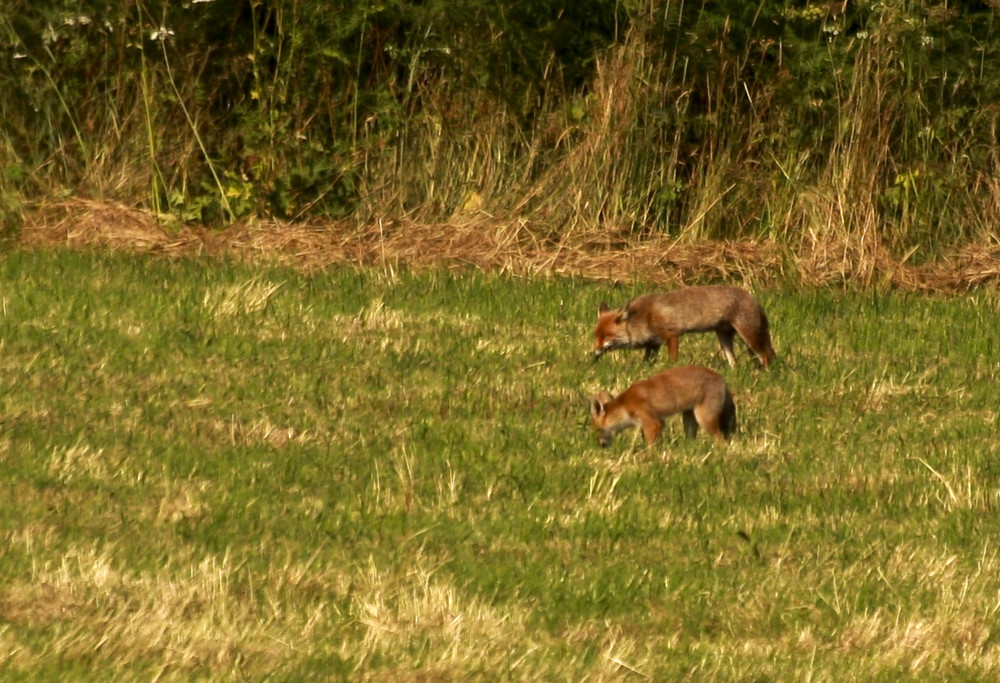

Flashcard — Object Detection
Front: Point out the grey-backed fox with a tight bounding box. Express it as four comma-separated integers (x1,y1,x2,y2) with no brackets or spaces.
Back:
594,285,775,368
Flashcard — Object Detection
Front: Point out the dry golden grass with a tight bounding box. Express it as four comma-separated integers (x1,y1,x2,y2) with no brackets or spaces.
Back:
21,198,1000,292
350,552,532,677
0,547,308,677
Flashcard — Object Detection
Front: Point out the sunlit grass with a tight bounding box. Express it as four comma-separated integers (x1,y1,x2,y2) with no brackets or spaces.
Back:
2,250,1000,680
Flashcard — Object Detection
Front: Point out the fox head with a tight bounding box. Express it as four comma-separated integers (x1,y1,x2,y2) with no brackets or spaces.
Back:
590,391,620,448
593,302,630,359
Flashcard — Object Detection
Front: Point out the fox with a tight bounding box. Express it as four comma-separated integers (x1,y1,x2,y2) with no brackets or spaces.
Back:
593,285,775,368
589,365,737,448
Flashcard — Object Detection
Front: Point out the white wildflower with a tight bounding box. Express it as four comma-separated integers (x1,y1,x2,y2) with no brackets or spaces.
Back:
150,26,175,41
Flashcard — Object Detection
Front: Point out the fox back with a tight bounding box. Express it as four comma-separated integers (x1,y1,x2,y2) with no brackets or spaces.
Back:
593,285,775,368
590,365,736,447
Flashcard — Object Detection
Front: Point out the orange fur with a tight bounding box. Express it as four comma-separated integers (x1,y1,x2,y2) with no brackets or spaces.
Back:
589,366,736,448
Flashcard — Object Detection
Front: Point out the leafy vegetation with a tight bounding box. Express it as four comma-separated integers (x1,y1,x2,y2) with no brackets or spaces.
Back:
2,1,999,262
2,250,1000,679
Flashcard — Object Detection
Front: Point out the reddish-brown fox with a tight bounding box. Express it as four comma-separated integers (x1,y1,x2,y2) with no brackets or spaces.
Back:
593,285,775,368
589,365,736,448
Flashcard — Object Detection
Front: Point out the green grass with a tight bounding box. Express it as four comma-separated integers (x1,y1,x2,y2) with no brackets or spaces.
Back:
2,249,1000,680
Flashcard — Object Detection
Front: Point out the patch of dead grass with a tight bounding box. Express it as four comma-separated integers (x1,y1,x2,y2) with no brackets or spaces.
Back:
23,198,1000,292
0,547,315,678
203,277,284,318
350,552,533,677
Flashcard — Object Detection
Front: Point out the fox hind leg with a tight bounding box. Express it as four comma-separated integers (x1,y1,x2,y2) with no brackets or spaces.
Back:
693,403,727,443
720,393,737,439
682,410,699,439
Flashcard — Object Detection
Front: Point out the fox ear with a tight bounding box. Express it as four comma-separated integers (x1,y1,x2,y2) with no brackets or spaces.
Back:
590,391,612,417
615,308,630,323
598,302,610,315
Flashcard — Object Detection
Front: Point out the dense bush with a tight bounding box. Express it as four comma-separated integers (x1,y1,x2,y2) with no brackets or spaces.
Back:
2,0,999,255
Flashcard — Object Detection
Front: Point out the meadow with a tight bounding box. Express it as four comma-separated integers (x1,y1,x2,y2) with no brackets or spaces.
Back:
2,248,1000,681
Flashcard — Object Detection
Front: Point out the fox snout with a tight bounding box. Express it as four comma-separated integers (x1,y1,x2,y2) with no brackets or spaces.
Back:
592,419,613,447
593,337,624,360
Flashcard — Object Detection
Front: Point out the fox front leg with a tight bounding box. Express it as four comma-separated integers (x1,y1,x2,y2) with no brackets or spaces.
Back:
715,329,738,367
642,342,661,362
639,415,662,444
665,334,680,362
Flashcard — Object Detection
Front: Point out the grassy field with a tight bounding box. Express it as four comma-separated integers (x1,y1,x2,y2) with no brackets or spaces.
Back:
2,248,1000,680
